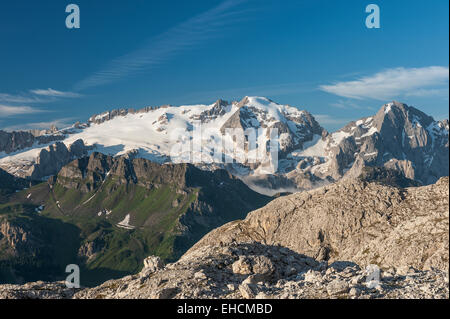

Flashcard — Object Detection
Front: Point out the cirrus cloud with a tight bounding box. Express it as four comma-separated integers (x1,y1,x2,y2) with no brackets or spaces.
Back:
320,66,449,100
0,104,47,117
29,88,81,98
0,93,45,104
74,0,251,91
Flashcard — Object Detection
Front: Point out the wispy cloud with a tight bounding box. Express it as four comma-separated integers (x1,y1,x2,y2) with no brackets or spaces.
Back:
1,88,81,105
0,93,44,104
320,66,449,100
30,88,81,98
74,0,250,91
0,104,47,117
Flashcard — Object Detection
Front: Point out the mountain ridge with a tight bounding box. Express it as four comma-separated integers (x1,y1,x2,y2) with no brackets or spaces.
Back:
0,97,448,196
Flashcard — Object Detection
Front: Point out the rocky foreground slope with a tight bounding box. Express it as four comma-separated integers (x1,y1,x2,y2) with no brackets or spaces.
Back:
1,177,448,299
189,176,449,272
1,242,448,299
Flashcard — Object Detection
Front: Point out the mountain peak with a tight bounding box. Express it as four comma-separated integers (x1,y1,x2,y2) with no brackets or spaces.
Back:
382,101,408,115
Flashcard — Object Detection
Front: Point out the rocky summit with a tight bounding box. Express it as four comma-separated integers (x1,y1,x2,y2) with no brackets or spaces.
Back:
0,177,448,299
189,177,449,273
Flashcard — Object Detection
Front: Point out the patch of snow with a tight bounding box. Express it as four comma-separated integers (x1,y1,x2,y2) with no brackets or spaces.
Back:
117,214,135,230
294,135,327,157
360,126,378,138
364,152,378,157
330,131,351,147
384,103,393,114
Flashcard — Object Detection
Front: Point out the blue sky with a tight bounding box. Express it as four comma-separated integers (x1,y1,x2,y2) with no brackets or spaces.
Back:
0,0,448,132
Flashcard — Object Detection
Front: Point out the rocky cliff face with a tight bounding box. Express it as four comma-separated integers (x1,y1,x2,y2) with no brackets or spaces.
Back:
189,177,449,272
57,152,191,192
285,101,449,189
0,168,30,195
219,97,324,158
0,129,65,155
29,140,90,180
0,212,81,284
0,139,90,180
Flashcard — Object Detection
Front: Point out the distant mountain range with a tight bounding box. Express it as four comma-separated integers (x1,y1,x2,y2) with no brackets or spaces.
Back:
0,97,448,195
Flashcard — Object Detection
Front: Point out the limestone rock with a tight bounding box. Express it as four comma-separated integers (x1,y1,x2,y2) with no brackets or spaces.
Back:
188,177,449,273
239,283,256,299
326,279,349,296
143,256,164,273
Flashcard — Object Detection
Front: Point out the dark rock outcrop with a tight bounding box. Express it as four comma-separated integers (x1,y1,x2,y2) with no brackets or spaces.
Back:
0,130,65,154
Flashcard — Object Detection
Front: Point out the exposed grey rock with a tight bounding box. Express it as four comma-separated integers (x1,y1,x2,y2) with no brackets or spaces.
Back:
303,270,322,283
251,101,448,193
142,256,164,273
1,241,448,299
239,283,256,299
0,281,81,299
349,287,360,297
232,256,253,275
0,130,65,155
327,279,349,296
188,177,449,273
0,139,91,180
219,97,325,158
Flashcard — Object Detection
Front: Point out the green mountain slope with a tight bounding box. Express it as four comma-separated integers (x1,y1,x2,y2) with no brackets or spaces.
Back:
0,153,271,286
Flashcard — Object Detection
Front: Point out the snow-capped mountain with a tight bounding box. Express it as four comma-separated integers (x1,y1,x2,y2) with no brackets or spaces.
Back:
0,97,324,180
0,97,448,194
297,101,449,185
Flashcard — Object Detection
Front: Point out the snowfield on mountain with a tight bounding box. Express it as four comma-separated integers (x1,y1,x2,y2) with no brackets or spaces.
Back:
0,97,448,196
